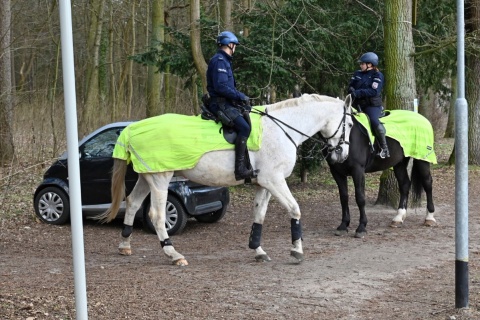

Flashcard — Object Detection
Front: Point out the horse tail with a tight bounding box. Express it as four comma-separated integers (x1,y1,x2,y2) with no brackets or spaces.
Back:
97,158,127,223
410,159,423,203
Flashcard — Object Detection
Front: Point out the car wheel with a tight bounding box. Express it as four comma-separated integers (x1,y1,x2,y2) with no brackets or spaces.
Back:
34,187,70,225
143,194,188,236
194,205,227,223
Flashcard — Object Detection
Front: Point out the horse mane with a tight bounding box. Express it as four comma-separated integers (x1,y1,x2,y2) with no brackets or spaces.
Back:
266,94,340,111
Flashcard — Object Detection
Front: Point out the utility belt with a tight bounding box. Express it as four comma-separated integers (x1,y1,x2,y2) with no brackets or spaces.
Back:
210,96,227,104
201,94,241,127
355,96,383,108
216,99,243,127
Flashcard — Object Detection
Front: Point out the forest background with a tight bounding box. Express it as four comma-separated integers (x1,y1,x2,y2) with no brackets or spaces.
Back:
1,0,480,202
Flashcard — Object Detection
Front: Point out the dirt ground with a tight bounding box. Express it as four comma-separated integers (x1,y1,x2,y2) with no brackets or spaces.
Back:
2,138,480,320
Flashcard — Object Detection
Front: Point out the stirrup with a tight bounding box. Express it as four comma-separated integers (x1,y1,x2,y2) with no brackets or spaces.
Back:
235,168,259,181
378,148,390,159
235,169,254,181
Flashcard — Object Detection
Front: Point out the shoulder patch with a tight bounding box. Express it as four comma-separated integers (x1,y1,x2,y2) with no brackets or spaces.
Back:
372,82,378,89
217,68,227,73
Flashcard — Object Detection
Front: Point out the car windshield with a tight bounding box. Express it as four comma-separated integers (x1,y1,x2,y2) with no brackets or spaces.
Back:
82,127,123,158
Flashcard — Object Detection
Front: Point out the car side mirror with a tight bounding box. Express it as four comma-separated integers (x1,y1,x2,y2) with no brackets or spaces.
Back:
79,145,86,158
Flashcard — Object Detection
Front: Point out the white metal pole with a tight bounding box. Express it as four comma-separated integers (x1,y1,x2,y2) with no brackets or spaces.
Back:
58,1,89,318
455,0,469,309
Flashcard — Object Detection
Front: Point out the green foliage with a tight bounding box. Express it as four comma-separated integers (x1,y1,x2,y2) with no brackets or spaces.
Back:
236,0,384,99
130,0,385,103
413,0,456,99
297,134,327,174
127,0,459,176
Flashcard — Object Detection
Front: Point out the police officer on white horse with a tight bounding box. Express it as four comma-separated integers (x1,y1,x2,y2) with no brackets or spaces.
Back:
206,31,256,180
348,52,390,158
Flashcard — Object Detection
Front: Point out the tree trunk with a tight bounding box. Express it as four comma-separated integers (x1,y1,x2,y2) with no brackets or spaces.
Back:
444,74,456,138
190,0,207,94
83,0,106,132
418,88,434,122
164,32,172,114
383,0,416,111
0,0,15,165
242,0,251,37
109,2,117,121
126,0,136,118
219,0,233,31
147,0,164,117
377,0,417,207
466,0,480,165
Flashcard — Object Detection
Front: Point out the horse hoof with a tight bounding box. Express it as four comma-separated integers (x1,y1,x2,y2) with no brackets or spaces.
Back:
334,229,348,236
173,258,189,266
290,251,304,262
354,232,366,239
390,221,403,228
119,248,132,256
255,254,271,262
424,220,436,227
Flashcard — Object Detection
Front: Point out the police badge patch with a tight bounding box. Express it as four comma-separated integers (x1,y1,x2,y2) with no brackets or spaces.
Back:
372,82,378,89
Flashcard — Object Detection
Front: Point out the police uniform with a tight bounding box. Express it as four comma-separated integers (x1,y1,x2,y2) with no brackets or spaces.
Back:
206,30,256,180
206,49,250,138
348,51,390,159
349,69,384,128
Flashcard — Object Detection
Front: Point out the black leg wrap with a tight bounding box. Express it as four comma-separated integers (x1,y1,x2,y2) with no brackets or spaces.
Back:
160,238,173,248
291,219,303,243
249,223,262,249
121,224,133,238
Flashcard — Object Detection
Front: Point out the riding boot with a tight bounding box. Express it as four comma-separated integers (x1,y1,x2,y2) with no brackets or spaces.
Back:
234,136,255,181
374,123,390,159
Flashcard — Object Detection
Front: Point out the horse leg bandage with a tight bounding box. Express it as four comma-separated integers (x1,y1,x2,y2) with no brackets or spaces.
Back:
122,224,133,238
249,223,262,249
161,239,173,248
291,219,303,243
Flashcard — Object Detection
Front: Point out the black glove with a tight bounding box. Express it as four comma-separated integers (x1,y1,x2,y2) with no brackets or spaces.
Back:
240,95,251,110
242,96,250,105
348,87,356,98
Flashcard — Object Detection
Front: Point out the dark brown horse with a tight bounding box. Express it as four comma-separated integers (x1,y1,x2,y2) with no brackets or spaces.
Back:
324,112,436,238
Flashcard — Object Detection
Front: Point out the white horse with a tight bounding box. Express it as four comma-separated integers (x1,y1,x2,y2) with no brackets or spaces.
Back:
97,94,354,266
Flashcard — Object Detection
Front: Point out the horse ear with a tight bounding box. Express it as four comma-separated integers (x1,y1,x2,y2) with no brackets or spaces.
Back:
345,94,353,108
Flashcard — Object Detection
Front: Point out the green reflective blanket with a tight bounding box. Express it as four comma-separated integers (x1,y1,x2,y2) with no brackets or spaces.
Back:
354,110,437,164
113,107,265,173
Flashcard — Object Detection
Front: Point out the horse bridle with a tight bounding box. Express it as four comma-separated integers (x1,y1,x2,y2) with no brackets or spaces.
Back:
318,103,352,156
251,102,352,157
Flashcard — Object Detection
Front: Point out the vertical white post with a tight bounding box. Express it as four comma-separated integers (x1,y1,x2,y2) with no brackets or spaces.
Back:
58,1,89,318
455,0,469,309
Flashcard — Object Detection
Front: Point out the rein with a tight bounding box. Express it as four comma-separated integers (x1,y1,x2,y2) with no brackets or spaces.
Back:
251,103,351,157
250,109,324,149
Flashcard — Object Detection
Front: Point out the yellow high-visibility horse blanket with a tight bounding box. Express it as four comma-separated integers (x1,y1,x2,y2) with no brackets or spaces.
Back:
113,107,265,173
354,109,437,164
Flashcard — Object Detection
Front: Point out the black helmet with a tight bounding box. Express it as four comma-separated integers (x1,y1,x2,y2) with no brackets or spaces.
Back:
358,52,379,66
217,31,239,46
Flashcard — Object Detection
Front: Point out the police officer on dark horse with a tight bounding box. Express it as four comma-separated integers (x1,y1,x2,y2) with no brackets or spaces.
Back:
206,31,256,181
348,52,390,159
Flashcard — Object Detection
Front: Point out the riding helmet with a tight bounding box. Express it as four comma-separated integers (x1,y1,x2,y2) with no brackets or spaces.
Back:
358,52,379,66
217,31,240,46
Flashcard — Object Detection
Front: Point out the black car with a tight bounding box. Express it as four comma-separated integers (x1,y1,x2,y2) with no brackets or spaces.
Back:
33,122,230,235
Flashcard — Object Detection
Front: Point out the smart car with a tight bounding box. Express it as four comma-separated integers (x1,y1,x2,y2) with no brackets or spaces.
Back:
33,122,230,235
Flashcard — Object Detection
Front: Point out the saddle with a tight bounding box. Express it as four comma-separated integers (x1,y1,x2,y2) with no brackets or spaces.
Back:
353,109,390,153
200,99,256,183
200,105,237,144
